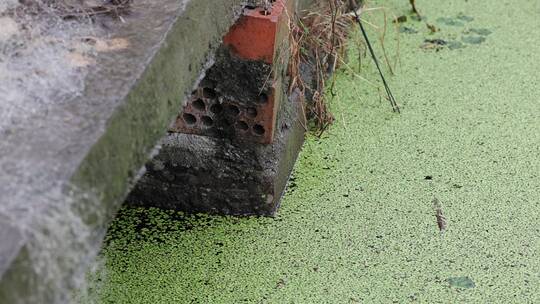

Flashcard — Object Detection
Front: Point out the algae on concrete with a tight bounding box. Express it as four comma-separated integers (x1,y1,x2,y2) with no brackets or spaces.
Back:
88,0,540,302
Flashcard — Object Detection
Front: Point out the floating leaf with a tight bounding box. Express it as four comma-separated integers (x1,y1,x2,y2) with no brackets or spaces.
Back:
462,35,486,45
457,13,474,22
436,17,464,27
448,41,465,50
469,28,492,36
446,276,475,289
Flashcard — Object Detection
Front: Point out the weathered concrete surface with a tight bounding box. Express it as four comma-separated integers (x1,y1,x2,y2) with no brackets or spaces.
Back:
0,0,246,303
127,87,305,215
0,218,24,279
128,0,304,215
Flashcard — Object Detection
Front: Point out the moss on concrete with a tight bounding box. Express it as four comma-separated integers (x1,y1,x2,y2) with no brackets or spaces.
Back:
89,0,540,302
72,0,244,222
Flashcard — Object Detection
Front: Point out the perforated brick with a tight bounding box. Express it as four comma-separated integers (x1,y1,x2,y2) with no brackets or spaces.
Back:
170,0,292,144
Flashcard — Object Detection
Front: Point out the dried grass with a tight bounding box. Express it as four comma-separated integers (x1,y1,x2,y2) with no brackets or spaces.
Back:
288,0,401,135
288,0,353,135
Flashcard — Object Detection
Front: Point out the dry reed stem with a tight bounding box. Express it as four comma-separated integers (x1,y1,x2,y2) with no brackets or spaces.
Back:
280,1,403,133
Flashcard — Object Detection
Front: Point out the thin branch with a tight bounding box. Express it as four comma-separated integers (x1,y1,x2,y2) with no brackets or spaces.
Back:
348,0,400,113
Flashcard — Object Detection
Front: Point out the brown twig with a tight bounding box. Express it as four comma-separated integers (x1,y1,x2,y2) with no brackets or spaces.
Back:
409,0,421,18
288,1,352,133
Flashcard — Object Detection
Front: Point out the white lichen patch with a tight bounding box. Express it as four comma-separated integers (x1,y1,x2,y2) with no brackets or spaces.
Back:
93,37,130,52
0,1,97,135
0,17,19,41
0,0,18,13
0,2,102,303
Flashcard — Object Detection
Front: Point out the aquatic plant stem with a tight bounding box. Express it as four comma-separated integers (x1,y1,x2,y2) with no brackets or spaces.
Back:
349,2,400,113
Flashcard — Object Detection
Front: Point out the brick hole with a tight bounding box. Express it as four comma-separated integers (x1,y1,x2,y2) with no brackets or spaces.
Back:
258,93,268,103
222,119,232,127
246,107,258,118
236,121,249,131
210,103,223,114
201,116,214,127
252,124,265,135
192,99,206,111
183,113,197,125
259,9,271,16
225,104,240,116
203,88,217,99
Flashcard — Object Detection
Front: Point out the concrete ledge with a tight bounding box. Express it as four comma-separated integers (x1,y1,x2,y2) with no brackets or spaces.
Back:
0,0,245,302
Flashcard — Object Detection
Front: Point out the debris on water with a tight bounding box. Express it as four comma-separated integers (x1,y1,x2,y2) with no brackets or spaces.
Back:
432,198,447,232
446,276,475,289
421,39,447,51
394,15,407,23
462,35,486,45
409,0,421,19
399,26,418,34
426,23,439,33
276,278,287,289
424,39,446,45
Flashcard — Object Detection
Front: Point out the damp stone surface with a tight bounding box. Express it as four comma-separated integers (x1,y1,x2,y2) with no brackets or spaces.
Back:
90,0,540,302
130,0,303,215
